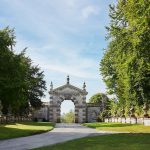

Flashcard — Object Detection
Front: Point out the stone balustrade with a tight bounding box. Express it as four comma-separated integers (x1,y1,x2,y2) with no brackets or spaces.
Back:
104,117,150,126
0,116,32,124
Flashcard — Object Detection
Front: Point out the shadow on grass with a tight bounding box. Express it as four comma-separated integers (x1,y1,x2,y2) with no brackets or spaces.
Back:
0,122,55,127
0,122,54,140
18,122,55,127
0,127,46,140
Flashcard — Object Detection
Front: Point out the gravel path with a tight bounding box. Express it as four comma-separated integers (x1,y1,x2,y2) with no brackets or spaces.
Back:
0,123,112,150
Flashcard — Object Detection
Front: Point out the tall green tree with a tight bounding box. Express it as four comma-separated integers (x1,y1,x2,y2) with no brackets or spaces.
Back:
27,65,46,109
0,27,46,115
100,0,150,116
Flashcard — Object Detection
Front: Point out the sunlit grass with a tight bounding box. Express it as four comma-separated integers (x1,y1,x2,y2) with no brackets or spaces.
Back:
83,122,150,133
34,133,150,150
0,122,55,139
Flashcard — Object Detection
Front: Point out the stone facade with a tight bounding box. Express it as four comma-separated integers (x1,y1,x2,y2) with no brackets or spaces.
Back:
33,76,101,123
49,76,88,123
33,102,49,121
86,103,101,122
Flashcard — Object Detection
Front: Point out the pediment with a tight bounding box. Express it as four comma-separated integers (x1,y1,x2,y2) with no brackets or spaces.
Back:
51,84,87,95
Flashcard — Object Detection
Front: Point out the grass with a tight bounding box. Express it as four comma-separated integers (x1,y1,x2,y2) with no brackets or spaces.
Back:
33,133,150,150
83,122,150,133
0,122,55,139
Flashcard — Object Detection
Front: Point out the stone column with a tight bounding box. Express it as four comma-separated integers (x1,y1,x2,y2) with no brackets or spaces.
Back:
56,106,61,123
75,107,78,123
49,101,54,122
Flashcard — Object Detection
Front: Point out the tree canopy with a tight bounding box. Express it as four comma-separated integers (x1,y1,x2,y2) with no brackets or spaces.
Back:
89,93,109,104
100,0,150,117
0,27,46,116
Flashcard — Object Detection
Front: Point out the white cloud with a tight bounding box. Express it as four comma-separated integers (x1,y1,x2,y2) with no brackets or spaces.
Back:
81,5,100,19
64,0,76,7
0,0,110,104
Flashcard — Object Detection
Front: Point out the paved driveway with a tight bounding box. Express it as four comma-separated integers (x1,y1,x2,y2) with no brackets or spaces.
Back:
0,123,111,150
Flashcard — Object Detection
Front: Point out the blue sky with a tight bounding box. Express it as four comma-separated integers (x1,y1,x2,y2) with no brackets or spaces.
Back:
0,0,116,114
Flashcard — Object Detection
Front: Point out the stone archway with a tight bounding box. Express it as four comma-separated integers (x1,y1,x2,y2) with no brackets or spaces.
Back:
60,99,75,123
49,76,88,123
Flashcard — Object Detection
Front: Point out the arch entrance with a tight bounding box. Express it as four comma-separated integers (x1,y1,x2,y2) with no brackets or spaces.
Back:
49,76,88,123
60,100,75,123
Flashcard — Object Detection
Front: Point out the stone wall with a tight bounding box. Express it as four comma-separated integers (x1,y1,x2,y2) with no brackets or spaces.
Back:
0,116,31,124
144,118,150,126
33,105,49,121
86,103,101,122
49,82,88,123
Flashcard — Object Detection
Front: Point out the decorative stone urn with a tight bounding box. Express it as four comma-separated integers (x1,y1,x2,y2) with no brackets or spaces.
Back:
143,103,149,118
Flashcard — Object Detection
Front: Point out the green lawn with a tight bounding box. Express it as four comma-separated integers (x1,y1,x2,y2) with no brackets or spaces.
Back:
0,122,55,139
83,122,150,133
34,133,150,150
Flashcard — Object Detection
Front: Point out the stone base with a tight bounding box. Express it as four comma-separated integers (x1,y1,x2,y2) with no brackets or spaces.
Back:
130,117,137,124
112,117,115,122
118,117,122,123
126,117,130,123
144,118,150,126
137,118,144,124
114,118,118,122
121,117,126,123
108,118,112,122
105,118,109,122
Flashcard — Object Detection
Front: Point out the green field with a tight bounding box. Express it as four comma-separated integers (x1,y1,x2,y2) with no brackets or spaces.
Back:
83,122,150,133
34,133,150,150
0,122,54,139
34,123,150,150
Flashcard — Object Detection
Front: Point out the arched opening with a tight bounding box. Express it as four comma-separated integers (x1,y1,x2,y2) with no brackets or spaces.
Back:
60,100,75,123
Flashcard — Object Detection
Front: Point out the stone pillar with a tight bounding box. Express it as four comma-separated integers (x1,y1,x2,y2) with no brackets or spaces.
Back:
130,117,137,124
121,117,126,123
75,108,78,123
49,101,54,122
144,118,150,126
56,107,60,123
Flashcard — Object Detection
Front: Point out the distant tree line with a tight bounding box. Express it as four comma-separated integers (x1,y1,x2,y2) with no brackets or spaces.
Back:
61,110,75,123
100,0,150,117
0,27,46,116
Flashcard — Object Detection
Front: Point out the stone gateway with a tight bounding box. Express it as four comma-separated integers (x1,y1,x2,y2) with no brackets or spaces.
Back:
33,76,102,123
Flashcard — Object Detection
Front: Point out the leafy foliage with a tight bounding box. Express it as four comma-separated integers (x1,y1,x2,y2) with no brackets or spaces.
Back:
100,0,150,117
89,93,110,120
61,110,75,123
0,27,46,116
